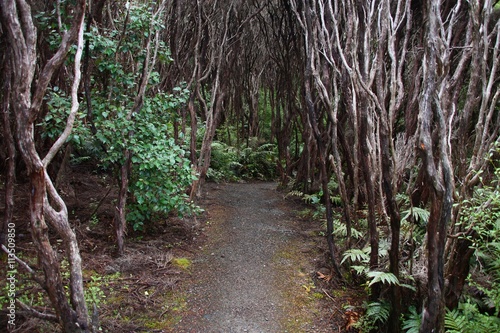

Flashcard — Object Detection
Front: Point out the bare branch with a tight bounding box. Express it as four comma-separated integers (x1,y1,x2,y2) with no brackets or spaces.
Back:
1,244,46,289
43,9,86,167
16,300,59,323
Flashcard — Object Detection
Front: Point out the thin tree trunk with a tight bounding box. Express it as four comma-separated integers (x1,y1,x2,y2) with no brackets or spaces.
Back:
359,104,380,300
381,126,402,332
1,55,15,247
1,1,90,330
419,3,455,332
114,153,130,256
300,1,342,277
112,1,166,255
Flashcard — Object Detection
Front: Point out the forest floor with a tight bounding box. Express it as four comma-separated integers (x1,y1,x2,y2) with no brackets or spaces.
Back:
1,168,363,332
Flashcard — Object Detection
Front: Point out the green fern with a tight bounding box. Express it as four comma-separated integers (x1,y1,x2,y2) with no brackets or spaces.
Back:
402,306,421,333
341,248,370,265
285,190,304,199
351,265,369,275
365,301,391,324
367,271,400,287
402,206,430,225
303,192,322,205
333,220,363,239
445,308,470,333
354,301,391,331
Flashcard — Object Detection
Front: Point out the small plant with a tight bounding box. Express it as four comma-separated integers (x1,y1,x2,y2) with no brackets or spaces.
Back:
444,301,500,333
353,301,391,332
341,245,416,294
85,275,106,308
402,306,421,333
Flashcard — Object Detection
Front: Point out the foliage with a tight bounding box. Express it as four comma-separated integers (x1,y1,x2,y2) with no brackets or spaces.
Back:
207,140,277,181
402,306,421,333
85,275,106,308
444,162,500,331
445,301,500,333
238,143,277,179
207,141,240,182
401,207,430,227
341,248,370,265
82,3,198,231
341,244,416,292
353,301,391,332
333,220,364,239
39,87,92,147
366,271,400,287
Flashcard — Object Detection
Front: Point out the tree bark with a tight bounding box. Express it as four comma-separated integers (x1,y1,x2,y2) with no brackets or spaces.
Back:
418,3,455,332
1,0,90,331
1,52,15,247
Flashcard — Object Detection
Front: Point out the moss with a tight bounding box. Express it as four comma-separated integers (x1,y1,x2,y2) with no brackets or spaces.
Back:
311,292,325,299
172,257,192,271
273,246,318,332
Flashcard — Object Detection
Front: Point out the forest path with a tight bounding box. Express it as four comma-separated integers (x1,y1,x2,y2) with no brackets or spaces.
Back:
171,182,332,333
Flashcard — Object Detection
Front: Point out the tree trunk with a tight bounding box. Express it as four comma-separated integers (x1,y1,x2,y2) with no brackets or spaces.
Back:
301,2,342,276
418,3,455,332
381,127,402,333
1,54,15,247
359,104,380,300
445,236,475,309
1,1,91,330
114,153,130,256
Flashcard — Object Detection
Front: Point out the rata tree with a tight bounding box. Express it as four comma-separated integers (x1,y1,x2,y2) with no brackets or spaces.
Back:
0,0,92,331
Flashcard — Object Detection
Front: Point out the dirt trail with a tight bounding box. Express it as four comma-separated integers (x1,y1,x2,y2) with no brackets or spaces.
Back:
172,182,332,333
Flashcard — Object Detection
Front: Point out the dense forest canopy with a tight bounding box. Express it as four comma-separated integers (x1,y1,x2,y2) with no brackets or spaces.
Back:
1,0,499,332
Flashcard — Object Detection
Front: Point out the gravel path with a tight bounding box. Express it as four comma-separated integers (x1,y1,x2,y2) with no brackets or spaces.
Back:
172,182,326,333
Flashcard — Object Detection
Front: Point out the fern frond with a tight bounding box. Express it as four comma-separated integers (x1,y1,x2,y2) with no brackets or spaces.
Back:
285,190,304,199
402,306,421,333
402,207,430,225
256,143,276,152
342,249,370,265
365,301,390,324
367,271,400,287
333,220,363,239
444,308,469,333
351,265,369,275
303,193,321,205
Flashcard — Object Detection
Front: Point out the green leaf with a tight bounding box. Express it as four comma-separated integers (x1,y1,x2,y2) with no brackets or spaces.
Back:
341,248,370,265
367,271,400,287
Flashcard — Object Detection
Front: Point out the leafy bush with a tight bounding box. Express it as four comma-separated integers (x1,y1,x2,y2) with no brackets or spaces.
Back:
80,3,198,231
443,162,500,332
93,91,197,231
238,143,277,179
39,87,92,147
207,141,240,182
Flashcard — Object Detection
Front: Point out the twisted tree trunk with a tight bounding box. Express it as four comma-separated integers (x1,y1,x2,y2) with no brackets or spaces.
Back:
0,1,90,331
